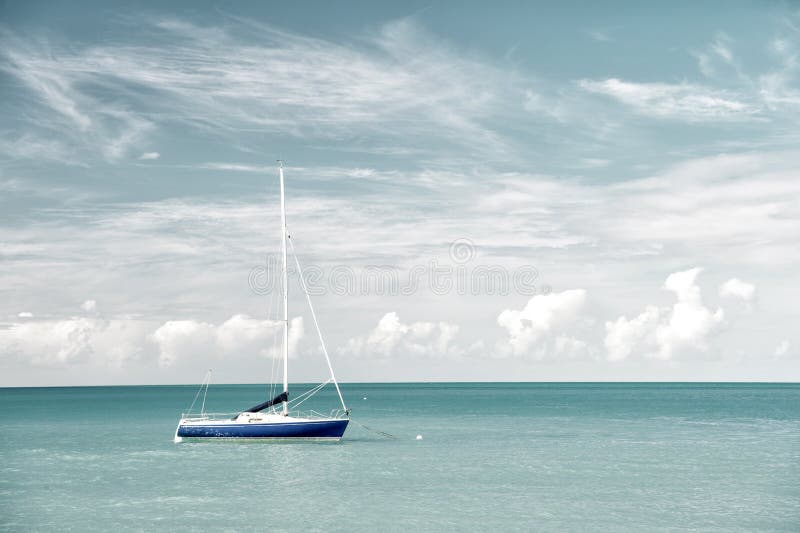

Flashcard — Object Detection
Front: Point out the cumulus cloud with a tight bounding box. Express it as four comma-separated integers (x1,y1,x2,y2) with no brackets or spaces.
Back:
151,319,216,367
719,278,756,301
215,314,298,357
0,313,300,370
656,268,725,359
17,311,33,318
341,312,461,359
495,289,588,359
138,151,160,160
81,299,97,312
151,314,302,367
0,317,149,366
604,268,724,361
605,306,660,362
284,317,304,361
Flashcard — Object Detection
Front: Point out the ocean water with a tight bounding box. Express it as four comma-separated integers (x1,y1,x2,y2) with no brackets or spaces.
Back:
1,383,798,531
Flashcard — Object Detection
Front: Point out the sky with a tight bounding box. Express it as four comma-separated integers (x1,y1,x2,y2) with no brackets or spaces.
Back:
1,0,799,386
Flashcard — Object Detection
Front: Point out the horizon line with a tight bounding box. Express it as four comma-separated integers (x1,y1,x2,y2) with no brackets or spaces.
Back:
2,380,799,389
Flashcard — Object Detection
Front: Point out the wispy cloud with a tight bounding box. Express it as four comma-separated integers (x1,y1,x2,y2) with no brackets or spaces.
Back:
0,35,153,162
690,29,800,120
586,30,611,42
5,15,799,172
0,18,530,165
693,32,738,78
3,150,797,342
758,34,800,109
578,78,757,121
0,134,84,166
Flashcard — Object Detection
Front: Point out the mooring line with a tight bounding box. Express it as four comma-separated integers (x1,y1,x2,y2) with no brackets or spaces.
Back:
350,418,398,440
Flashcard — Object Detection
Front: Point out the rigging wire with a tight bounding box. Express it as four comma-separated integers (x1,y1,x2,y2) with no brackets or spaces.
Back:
186,369,212,414
288,235,348,413
200,369,211,415
287,379,332,410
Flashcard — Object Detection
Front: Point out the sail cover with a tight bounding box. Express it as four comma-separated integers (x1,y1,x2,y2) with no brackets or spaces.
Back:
245,392,288,413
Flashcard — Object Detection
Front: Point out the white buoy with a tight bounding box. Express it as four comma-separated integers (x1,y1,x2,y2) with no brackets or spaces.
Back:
416,434,423,440
363,397,367,400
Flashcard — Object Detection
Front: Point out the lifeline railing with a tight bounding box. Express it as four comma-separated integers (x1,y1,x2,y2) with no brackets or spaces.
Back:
180,408,349,421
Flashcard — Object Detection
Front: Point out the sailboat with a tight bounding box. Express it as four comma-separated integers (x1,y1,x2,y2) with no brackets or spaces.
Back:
174,162,349,441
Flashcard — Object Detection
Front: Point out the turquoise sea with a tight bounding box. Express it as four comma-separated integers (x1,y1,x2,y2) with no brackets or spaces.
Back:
1,383,799,531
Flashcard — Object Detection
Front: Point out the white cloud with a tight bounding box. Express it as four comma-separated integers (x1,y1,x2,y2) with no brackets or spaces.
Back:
81,299,97,312
578,78,756,121
655,268,725,359
151,319,216,367
341,312,461,359
3,49,92,131
495,289,588,359
586,30,611,42
695,52,716,78
198,162,272,173
214,314,271,354
759,71,800,108
774,339,790,358
712,39,733,64
605,306,660,362
719,278,756,301
0,317,149,366
138,152,160,160
470,151,800,270
0,312,301,372
696,33,736,76
578,158,611,169
0,134,83,166
758,35,800,109
286,317,304,360
604,268,725,361
151,314,301,367
17,312,33,318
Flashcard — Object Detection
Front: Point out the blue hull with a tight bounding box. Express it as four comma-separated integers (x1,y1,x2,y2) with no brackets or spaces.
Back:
177,419,348,439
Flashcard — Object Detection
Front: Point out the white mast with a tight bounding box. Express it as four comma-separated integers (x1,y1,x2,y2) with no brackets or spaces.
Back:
279,161,289,415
